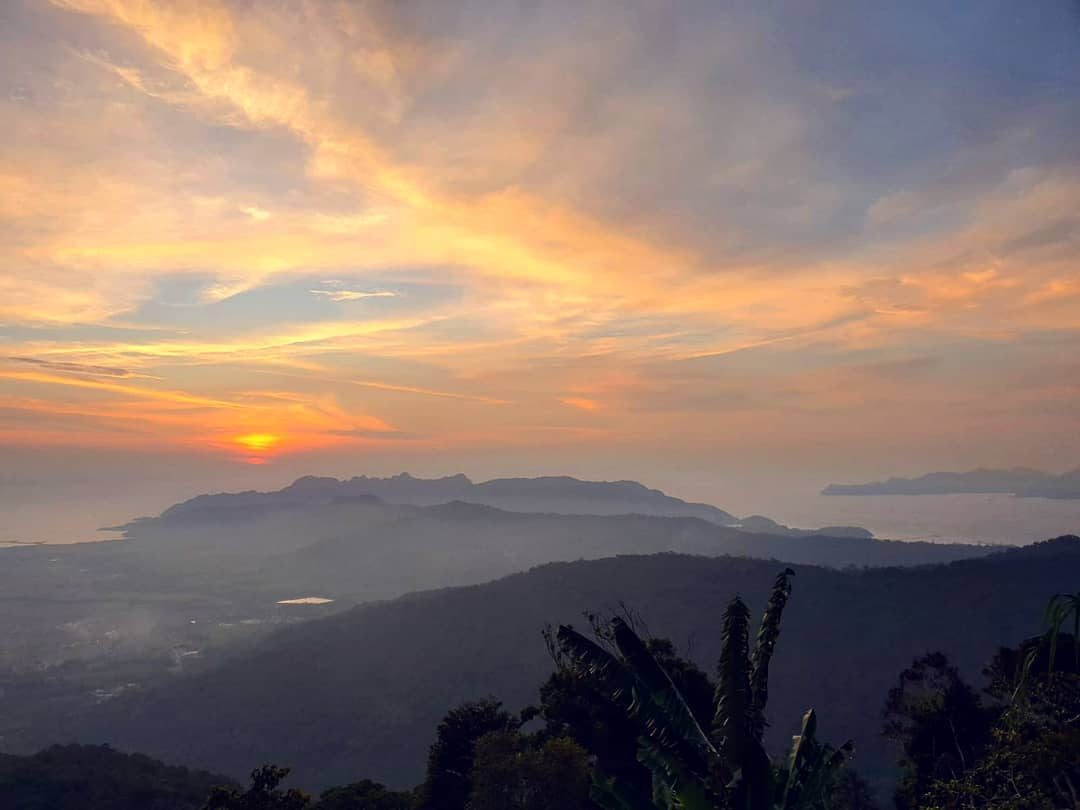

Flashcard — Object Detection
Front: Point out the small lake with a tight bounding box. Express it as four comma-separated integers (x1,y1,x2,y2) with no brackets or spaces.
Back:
277,597,336,605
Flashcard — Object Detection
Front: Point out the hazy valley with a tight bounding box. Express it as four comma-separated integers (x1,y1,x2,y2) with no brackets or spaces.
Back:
2,473,1070,806
4,4,1079,805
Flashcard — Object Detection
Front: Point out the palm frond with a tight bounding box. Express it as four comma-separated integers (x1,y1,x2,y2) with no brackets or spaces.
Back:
781,708,819,808
610,617,717,758
557,624,712,777
780,709,853,810
1043,592,1080,672
637,740,715,810
713,596,753,764
749,568,795,739
556,624,639,704
713,596,772,809
590,774,658,810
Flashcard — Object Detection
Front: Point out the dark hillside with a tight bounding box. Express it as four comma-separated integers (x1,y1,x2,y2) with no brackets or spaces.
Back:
125,497,993,589
0,744,231,810
63,537,1080,794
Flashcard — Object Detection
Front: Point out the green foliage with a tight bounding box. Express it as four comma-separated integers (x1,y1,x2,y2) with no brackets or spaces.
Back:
0,744,231,810
776,710,853,810
826,770,880,810
14,558,1080,810
555,569,852,809
47,541,1079,791
920,669,1080,809
466,730,591,810
713,595,766,808
750,569,795,739
415,698,519,810
202,766,310,810
882,653,993,808
537,630,716,804
1042,592,1080,673
312,779,412,810
192,589,1077,810
888,594,1080,809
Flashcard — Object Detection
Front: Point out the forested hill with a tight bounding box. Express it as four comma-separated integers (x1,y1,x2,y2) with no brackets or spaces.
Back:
0,744,231,809
62,536,1080,795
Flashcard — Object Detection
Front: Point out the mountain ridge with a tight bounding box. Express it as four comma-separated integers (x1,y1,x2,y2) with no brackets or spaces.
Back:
120,493,992,584
824,466,1080,498
136,472,871,540
56,536,1080,794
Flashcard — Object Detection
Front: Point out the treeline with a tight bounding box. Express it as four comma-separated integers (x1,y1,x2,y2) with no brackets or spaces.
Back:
208,578,1078,809
0,745,228,810
4,578,1077,810
57,542,1079,789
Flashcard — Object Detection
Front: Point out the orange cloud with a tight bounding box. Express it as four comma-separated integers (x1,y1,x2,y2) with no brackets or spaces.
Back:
560,396,602,412
0,0,1076,471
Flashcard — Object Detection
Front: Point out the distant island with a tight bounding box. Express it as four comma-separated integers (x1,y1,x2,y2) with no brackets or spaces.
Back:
149,472,873,539
823,467,1080,499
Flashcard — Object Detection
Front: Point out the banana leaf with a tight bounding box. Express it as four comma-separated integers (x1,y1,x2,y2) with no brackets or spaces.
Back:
557,624,715,776
637,740,716,810
610,617,718,758
749,569,795,738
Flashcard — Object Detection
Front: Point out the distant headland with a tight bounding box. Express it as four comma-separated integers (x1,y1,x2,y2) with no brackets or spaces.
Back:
824,467,1080,499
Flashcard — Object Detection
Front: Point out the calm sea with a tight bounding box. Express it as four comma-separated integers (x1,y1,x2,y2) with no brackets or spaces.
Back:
3,485,1079,548
742,491,1080,546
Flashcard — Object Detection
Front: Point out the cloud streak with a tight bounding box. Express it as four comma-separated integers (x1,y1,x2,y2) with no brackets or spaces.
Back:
5,356,160,380
309,289,398,303
0,0,1077,471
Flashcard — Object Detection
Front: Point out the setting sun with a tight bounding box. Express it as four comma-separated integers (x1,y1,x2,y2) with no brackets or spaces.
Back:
234,434,282,453
1,3,1078,804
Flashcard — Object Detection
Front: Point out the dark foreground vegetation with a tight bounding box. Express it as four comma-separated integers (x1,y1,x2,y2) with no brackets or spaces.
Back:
0,489,989,752
0,745,230,809
3,561,1077,809
40,537,1075,792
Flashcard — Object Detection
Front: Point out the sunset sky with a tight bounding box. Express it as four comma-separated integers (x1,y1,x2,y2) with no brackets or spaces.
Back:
2,1,1079,539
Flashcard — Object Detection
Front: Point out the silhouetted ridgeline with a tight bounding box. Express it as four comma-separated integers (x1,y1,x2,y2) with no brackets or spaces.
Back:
142,473,871,538
54,537,1080,793
0,744,231,809
117,497,991,601
0,475,997,763
824,466,1080,498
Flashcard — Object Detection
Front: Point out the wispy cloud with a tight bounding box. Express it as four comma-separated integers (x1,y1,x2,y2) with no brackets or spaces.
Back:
5,356,159,380
0,0,1077,468
560,397,602,412
327,427,415,440
241,206,271,221
309,289,398,303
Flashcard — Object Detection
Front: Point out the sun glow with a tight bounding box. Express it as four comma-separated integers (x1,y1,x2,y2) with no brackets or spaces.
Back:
0,0,1077,476
234,433,281,453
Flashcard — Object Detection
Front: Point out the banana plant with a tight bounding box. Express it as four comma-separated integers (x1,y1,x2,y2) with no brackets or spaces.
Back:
1043,591,1080,672
775,709,852,810
556,569,852,810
